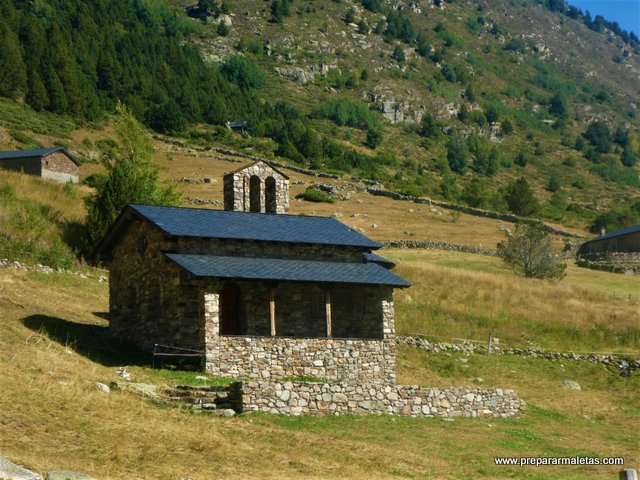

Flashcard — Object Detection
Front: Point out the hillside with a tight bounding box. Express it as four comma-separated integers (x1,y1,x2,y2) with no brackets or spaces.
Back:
1,0,640,232
0,241,638,479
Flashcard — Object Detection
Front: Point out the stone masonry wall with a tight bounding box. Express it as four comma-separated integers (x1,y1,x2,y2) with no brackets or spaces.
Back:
204,336,397,383
242,381,526,418
223,161,289,213
110,221,208,351
41,151,79,183
177,236,364,263
202,288,397,383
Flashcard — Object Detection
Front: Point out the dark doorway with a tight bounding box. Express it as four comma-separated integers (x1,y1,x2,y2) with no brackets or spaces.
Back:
220,283,241,335
265,176,277,213
249,175,261,212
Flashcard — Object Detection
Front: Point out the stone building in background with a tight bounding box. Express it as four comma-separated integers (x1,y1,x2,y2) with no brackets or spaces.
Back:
96,161,409,383
0,147,80,183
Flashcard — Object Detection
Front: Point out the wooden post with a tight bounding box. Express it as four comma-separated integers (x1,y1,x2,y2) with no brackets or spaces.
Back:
325,288,332,338
487,331,494,356
269,287,276,336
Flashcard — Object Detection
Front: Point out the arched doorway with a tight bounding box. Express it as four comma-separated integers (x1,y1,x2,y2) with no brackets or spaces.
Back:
265,176,277,213
249,175,261,212
220,283,241,335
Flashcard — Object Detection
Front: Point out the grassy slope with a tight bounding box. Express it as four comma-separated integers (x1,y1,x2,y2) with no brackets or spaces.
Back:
0,254,638,479
389,249,640,352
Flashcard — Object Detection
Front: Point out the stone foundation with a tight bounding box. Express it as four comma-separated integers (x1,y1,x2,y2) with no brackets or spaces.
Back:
242,381,526,418
205,336,397,384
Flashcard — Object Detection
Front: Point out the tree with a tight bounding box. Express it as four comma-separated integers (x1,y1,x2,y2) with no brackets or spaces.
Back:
446,133,469,174
584,121,612,153
549,93,568,118
85,104,181,250
220,55,266,90
497,223,566,279
419,114,439,138
503,177,539,216
0,21,26,99
391,44,405,62
270,0,283,23
621,145,638,167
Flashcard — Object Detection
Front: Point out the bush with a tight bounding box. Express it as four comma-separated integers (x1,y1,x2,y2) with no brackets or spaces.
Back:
10,131,43,148
497,223,566,279
295,187,334,203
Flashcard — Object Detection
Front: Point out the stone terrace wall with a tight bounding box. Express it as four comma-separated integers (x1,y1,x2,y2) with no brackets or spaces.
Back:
242,381,526,418
206,336,397,384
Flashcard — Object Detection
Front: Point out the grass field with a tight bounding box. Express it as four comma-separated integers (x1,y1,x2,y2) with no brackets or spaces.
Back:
0,247,638,479
387,249,640,353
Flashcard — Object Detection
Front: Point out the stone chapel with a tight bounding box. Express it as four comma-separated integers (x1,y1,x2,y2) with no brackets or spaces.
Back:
96,161,410,383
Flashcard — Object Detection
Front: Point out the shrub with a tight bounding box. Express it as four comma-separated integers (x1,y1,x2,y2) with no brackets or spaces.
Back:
295,187,334,203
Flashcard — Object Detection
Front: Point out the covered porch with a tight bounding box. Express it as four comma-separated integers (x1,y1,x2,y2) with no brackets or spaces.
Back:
165,253,408,382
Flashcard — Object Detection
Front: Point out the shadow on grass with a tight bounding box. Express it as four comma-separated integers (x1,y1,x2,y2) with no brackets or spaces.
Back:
22,314,149,367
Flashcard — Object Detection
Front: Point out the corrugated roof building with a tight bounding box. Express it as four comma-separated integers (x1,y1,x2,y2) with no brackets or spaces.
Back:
96,162,409,383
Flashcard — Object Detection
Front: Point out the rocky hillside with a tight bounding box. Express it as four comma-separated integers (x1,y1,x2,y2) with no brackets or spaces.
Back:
173,0,640,229
1,0,639,232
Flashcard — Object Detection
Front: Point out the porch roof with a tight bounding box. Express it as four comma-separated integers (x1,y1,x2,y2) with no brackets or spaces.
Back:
165,253,411,287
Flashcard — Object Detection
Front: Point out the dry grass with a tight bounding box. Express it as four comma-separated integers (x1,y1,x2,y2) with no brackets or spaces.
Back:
153,142,587,248
387,249,640,352
0,253,639,478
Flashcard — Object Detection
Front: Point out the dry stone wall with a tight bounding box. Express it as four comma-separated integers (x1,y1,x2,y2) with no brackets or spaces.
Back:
242,381,525,418
204,336,397,384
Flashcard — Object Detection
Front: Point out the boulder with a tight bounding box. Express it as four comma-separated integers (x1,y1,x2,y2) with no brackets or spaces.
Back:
0,456,43,480
563,380,581,391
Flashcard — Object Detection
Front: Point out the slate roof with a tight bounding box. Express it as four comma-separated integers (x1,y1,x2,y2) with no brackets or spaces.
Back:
165,253,411,287
582,224,640,244
125,204,379,248
226,160,289,179
0,147,80,165
363,252,396,268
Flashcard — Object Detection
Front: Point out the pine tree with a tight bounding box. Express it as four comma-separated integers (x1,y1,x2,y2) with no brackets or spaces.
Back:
503,177,539,216
0,21,27,99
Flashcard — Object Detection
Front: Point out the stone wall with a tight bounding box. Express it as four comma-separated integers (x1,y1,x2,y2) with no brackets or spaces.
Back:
203,336,396,383
579,251,640,265
40,151,79,183
242,381,525,418
382,239,497,256
367,188,581,238
109,220,207,350
202,287,396,383
223,161,289,213
177,236,364,263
